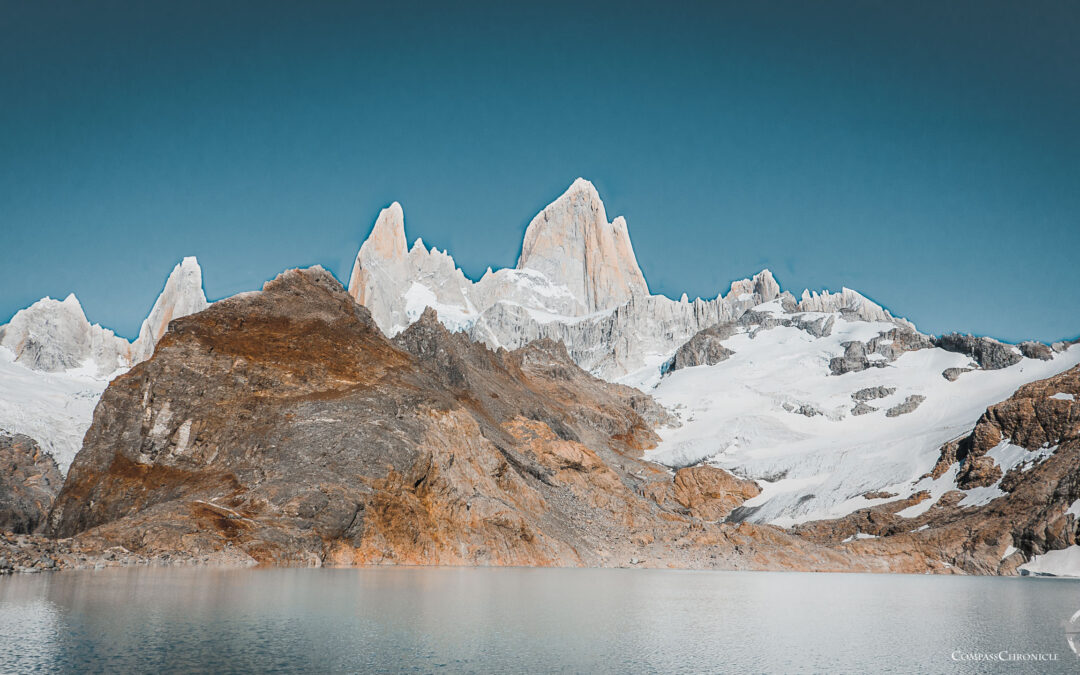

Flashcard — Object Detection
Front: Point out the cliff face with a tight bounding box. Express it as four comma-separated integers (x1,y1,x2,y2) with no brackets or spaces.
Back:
516,178,648,314
48,267,859,570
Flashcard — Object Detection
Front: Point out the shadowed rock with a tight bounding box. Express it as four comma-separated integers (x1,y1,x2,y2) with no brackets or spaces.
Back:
0,434,62,534
934,333,1021,370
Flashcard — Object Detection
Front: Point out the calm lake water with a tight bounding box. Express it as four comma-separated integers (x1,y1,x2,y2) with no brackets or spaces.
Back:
1,567,1079,673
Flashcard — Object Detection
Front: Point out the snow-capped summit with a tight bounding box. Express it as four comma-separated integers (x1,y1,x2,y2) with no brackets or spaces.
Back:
0,293,130,376
517,178,648,314
131,256,210,363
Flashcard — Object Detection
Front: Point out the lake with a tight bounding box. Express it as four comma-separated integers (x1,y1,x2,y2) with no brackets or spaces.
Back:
1,567,1078,673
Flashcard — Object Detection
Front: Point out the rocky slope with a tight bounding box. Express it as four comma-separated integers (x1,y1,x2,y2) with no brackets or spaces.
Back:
43,267,874,571
791,364,1080,575
0,434,62,534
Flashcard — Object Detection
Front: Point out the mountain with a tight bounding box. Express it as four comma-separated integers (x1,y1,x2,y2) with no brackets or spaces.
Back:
0,257,209,471
4,177,1080,575
46,267,860,571
347,179,908,380
0,293,130,376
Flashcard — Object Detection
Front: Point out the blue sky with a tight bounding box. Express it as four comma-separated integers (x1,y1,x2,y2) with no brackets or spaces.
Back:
2,1,1078,342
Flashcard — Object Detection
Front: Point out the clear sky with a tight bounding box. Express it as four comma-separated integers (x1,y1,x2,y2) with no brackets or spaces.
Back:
2,1,1077,343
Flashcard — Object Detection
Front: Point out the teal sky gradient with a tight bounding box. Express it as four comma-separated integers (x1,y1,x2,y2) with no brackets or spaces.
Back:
1,1,1078,342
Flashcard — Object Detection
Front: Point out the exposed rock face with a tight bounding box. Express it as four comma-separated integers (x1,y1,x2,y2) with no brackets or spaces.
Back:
830,341,879,375
346,202,411,330
942,367,972,382
0,434,62,534
830,329,932,376
1019,341,1053,361
131,257,209,363
517,178,649,314
852,386,896,402
0,294,130,376
48,267,862,571
669,466,761,521
885,395,926,418
850,387,896,416
664,322,736,372
934,333,1022,370
850,402,877,416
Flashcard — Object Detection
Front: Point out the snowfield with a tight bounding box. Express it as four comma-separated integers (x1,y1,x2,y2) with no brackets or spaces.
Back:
640,311,1080,526
0,346,120,473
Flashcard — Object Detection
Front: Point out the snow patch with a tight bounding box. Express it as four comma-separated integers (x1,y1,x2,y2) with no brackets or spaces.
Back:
1020,546,1080,577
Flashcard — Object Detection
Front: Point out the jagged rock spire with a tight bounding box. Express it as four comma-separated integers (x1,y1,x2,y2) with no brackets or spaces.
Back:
517,178,649,313
131,257,209,363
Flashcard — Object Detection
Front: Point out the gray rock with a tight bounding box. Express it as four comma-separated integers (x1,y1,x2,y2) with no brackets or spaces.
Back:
885,395,926,418
1019,341,1053,361
851,386,896,402
794,405,822,418
850,402,877,416
867,328,933,360
942,367,972,382
793,315,835,338
934,333,1021,370
664,322,737,373
0,434,62,534
829,341,870,375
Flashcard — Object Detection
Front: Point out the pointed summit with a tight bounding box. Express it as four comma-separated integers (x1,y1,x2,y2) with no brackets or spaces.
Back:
131,257,210,363
348,202,408,306
517,178,648,313
361,202,407,263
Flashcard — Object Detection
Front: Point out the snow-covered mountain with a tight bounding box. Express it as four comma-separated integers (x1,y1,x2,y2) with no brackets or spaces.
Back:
347,178,908,379
0,257,208,470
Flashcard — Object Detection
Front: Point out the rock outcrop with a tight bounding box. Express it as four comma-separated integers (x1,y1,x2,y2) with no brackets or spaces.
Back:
0,434,62,534
664,322,736,373
934,333,1022,370
47,267,863,571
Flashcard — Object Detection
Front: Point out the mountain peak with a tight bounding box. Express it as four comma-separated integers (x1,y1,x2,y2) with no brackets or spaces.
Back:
131,257,210,363
516,179,648,313
362,202,408,263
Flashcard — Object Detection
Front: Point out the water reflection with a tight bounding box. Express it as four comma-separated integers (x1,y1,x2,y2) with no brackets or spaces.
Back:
1,567,1079,673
